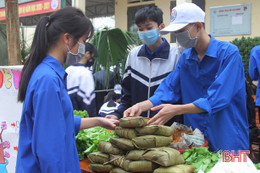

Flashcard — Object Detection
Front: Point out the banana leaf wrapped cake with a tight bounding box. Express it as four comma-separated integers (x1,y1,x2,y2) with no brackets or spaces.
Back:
132,135,173,149
136,125,174,137
110,167,131,173
88,152,110,164
119,117,149,128
89,118,195,173
88,163,113,173
109,155,130,171
142,147,185,166
154,164,196,173
128,160,159,172
98,141,124,155
110,137,135,151
125,150,146,161
115,126,137,139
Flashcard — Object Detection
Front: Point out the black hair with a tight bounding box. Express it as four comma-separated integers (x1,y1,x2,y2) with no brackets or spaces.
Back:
104,91,118,107
135,5,163,26
85,43,98,57
18,7,94,102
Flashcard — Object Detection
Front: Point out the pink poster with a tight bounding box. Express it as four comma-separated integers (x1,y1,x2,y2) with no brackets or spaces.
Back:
0,66,23,173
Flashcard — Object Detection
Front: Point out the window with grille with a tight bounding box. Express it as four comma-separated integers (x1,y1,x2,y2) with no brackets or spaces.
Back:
127,4,154,32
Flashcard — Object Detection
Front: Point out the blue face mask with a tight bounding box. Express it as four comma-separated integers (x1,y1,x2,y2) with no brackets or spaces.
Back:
138,28,159,45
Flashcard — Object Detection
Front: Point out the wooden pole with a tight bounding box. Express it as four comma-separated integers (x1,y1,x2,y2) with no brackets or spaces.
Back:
5,0,21,65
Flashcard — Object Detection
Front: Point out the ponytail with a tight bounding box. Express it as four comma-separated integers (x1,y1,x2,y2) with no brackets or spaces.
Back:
18,7,94,102
18,16,49,102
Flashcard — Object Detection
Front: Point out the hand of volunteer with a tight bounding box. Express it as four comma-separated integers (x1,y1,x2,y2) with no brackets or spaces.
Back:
148,104,181,125
148,103,204,125
124,100,154,117
105,115,119,120
123,104,142,117
100,118,119,130
80,117,119,130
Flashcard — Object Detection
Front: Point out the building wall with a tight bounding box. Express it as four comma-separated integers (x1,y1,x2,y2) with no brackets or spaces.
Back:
21,26,35,48
115,0,260,43
72,0,86,13
155,0,172,42
115,0,127,31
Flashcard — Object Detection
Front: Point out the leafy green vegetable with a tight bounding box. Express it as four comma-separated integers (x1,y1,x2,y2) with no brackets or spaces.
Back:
74,110,89,118
76,126,117,160
255,162,260,170
182,147,222,173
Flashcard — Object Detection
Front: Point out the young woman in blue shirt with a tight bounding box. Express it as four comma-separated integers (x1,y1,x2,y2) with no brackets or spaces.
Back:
16,7,118,172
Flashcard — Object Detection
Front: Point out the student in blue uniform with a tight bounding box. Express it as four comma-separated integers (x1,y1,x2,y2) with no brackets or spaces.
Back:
249,45,260,115
106,5,181,125
124,3,249,152
16,7,118,173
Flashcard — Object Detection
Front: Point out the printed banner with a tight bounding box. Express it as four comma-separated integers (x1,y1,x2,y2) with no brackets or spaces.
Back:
0,1,35,9
0,0,61,21
0,66,23,173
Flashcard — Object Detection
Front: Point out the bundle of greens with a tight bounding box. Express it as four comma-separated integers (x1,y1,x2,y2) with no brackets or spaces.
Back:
76,126,117,160
255,163,260,170
74,110,89,118
182,146,222,173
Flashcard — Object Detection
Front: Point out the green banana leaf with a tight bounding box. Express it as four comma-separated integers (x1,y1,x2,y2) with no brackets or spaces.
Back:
91,27,142,89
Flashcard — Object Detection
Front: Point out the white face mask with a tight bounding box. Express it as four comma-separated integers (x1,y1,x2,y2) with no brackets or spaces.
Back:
64,42,85,65
175,24,198,49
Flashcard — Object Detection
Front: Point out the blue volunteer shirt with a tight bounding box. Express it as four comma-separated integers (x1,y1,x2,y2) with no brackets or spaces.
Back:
150,35,249,152
249,45,260,106
16,55,82,173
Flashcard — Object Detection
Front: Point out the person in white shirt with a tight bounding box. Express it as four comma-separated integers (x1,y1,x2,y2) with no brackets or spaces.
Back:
99,91,120,117
66,43,98,116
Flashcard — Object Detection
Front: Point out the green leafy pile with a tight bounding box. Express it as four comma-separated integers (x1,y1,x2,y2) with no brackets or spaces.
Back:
76,126,117,160
182,147,222,173
255,163,260,170
74,110,89,118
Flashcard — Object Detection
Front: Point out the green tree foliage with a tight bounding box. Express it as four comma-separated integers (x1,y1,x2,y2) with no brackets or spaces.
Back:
91,27,142,88
231,36,260,92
